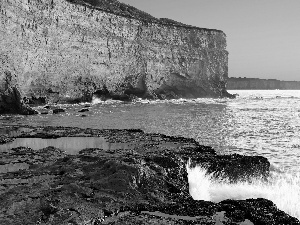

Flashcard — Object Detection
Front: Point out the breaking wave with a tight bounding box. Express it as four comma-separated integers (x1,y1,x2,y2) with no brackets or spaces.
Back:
186,160,300,219
91,96,229,105
91,96,124,105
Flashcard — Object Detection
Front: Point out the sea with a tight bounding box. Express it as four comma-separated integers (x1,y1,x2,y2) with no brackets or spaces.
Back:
1,89,300,219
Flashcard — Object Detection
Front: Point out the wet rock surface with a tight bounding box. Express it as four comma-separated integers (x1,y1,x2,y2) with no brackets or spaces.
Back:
0,71,38,115
0,126,298,224
78,108,89,113
52,108,66,114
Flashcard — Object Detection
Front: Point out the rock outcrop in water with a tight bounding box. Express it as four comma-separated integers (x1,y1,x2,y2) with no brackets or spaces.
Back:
0,126,298,224
0,0,233,113
0,71,38,114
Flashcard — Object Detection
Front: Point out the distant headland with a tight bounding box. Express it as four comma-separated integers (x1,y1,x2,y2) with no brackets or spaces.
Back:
227,77,300,90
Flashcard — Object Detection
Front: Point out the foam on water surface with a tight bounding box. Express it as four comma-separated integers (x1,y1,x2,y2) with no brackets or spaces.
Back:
186,160,300,219
90,96,228,106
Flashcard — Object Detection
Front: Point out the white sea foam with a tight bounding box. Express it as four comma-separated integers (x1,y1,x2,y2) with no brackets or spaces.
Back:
90,96,229,106
186,160,300,220
132,97,228,105
91,96,123,105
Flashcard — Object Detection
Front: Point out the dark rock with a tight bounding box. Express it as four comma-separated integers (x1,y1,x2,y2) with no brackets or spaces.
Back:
0,135,14,144
188,153,270,182
40,111,49,114
0,71,38,115
19,103,38,115
52,108,65,114
0,125,298,224
218,198,300,224
26,96,46,106
78,108,89,112
92,88,136,102
221,89,236,98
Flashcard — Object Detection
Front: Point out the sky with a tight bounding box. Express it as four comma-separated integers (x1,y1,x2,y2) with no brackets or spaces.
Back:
119,0,300,81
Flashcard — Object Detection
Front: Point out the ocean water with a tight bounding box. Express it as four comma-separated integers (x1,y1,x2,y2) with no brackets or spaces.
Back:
1,89,300,219
187,159,300,219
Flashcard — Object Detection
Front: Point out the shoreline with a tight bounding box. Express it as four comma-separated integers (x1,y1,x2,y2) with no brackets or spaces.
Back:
0,125,299,224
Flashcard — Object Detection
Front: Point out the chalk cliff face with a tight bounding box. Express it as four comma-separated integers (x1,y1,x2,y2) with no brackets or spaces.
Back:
0,0,231,110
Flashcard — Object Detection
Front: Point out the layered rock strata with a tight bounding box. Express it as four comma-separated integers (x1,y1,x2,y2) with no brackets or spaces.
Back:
0,0,232,113
0,126,298,224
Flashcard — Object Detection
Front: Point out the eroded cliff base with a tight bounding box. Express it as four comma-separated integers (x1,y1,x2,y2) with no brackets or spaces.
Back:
0,0,234,114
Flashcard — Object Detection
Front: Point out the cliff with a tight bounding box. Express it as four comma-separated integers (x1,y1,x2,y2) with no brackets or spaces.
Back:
227,77,300,90
0,0,232,113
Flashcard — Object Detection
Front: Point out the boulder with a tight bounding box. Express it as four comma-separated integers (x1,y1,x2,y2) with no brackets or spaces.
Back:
0,71,38,115
52,108,65,114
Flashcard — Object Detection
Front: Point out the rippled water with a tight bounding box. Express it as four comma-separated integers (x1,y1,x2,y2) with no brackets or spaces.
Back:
1,89,300,219
1,90,300,173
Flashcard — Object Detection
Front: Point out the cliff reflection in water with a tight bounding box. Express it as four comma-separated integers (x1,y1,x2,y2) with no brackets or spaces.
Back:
0,137,130,154
1,90,300,173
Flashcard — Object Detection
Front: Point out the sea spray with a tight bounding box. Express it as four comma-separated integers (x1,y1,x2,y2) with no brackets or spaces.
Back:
91,96,126,105
186,160,300,219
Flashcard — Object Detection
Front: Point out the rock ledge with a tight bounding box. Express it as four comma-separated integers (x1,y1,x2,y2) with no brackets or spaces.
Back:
0,126,298,224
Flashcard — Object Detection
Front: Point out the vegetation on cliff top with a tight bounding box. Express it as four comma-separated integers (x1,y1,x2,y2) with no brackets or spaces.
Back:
66,0,224,33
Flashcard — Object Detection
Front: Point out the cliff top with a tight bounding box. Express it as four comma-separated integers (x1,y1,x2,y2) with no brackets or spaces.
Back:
66,0,225,34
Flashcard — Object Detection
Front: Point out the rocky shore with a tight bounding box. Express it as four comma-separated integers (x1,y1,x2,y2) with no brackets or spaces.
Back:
0,125,299,224
0,71,38,115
